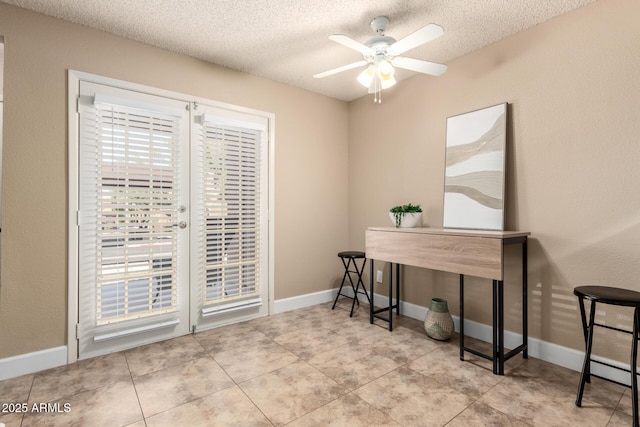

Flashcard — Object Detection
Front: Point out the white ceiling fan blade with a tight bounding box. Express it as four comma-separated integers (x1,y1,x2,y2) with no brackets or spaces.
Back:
388,23,444,56
329,34,373,55
392,56,447,76
313,60,368,79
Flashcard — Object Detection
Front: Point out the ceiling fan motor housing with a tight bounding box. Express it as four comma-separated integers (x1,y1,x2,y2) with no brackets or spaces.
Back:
370,16,390,34
364,17,396,62
363,35,396,62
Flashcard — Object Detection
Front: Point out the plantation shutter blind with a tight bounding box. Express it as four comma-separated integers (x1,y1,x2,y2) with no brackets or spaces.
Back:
78,82,188,339
193,109,268,316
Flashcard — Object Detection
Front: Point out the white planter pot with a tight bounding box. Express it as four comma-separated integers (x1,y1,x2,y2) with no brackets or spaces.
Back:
389,211,423,228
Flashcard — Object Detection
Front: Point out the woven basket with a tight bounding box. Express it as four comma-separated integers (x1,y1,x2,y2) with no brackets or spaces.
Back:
424,298,454,340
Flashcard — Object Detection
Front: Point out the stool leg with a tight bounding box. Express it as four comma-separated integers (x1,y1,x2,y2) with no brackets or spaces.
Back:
345,259,360,305
354,258,371,305
632,308,639,427
576,299,596,407
332,257,351,310
577,296,591,384
346,258,361,317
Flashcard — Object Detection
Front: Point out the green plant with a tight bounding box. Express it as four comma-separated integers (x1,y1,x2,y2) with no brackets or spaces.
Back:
390,203,423,227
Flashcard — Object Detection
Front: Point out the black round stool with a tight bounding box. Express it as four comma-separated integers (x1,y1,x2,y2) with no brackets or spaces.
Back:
574,285,640,427
332,251,370,317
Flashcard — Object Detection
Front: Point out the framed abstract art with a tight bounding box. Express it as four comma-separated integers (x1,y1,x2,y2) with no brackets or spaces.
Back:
443,103,507,230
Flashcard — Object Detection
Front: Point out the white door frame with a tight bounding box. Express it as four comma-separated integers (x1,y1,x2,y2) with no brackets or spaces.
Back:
67,70,275,364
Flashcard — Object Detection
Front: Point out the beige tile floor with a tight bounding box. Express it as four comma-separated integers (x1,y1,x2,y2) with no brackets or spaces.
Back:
0,299,636,426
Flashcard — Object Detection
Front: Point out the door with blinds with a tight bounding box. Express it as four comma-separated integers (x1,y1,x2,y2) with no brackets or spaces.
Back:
190,105,269,331
74,77,270,359
77,82,191,358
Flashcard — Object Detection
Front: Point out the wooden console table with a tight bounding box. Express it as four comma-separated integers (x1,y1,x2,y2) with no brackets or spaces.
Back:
365,226,530,375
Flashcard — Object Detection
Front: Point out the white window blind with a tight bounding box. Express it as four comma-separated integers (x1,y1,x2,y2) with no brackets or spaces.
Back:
79,91,185,326
193,111,267,312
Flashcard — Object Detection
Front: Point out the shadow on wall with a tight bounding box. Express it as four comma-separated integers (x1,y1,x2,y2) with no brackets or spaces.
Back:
528,216,640,363
528,238,578,344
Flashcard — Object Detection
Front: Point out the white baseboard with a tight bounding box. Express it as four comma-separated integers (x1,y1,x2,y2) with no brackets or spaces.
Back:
0,346,67,381
273,288,338,314
0,289,632,386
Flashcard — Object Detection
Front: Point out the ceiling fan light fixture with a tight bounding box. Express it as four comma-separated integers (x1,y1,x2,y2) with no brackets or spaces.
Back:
377,60,396,89
380,74,396,89
377,60,394,79
367,75,396,92
359,61,396,90
357,64,376,88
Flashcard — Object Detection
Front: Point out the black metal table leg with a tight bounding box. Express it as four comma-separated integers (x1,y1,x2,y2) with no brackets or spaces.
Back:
369,259,374,325
457,236,528,375
523,239,529,359
395,263,400,315
388,262,394,331
370,261,400,330
460,274,465,361
498,279,505,375
632,308,639,427
492,279,498,374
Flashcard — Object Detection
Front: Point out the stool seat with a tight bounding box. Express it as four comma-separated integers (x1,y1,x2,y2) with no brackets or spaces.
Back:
338,251,365,259
574,286,640,307
574,285,640,427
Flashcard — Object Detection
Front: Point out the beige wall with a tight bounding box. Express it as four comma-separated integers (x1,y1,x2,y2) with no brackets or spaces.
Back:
2,0,639,366
349,0,640,362
0,4,349,358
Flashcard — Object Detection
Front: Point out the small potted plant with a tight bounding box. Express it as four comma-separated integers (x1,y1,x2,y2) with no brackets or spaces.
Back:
389,203,423,228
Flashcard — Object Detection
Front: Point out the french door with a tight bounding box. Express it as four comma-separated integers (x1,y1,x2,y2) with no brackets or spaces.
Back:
189,104,269,331
73,77,269,359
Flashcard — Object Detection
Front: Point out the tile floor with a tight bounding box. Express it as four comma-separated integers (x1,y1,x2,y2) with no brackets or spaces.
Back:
0,299,635,426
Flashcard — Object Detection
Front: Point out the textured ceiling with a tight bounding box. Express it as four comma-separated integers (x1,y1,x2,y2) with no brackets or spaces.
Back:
2,0,596,101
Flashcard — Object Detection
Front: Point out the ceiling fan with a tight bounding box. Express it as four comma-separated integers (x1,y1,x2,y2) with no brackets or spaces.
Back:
314,16,447,102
